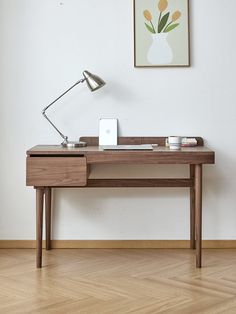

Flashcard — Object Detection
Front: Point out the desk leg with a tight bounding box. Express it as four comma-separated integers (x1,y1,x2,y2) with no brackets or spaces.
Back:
36,187,44,268
190,165,196,249
45,187,52,250
195,164,202,268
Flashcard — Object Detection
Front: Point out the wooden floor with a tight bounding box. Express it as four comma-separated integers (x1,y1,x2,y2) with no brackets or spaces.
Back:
1,249,236,313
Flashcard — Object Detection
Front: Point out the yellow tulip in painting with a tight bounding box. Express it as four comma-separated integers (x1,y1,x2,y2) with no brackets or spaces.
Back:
143,10,156,33
143,0,181,34
172,10,181,22
158,0,168,12
143,10,152,21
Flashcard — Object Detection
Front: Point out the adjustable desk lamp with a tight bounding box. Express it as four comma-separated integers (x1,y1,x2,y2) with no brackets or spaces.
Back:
42,70,105,148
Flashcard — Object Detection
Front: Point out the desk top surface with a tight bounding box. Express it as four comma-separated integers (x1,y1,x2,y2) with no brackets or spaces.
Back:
27,145,215,165
27,137,214,164
27,145,214,154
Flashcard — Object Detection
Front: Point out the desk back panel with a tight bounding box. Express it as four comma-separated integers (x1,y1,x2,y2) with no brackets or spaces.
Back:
80,137,204,147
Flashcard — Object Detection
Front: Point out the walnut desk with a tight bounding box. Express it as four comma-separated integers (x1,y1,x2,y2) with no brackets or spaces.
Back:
26,137,215,268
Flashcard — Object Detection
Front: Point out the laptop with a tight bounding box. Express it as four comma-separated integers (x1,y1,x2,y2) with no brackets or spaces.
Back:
101,144,154,151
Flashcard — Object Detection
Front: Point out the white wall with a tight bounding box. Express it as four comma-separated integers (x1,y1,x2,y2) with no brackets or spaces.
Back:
0,0,236,240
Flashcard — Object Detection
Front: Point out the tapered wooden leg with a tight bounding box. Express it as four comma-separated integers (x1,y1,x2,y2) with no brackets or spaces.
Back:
195,164,202,268
45,187,52,250
190,165,196,249
36,188,44,268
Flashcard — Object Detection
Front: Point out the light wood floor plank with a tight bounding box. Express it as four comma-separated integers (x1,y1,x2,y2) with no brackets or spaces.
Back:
0,249,236,313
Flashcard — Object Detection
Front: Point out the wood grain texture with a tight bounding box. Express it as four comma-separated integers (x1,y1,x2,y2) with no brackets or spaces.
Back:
39,179,194,188
45,187,51,250
190,165,196,249
27,146,215,165
86,178,194,188
195,164,202,268
26,157,87,186
85,150,214,165
26,137,215,269
80,136,204,146
36,188,44,268
1,240,236,249
1,249,236,314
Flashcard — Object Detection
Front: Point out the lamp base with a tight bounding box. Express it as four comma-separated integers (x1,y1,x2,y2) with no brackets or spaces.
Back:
61,141,87,148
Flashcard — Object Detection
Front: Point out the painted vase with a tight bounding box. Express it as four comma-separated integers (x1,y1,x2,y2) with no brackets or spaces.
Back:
147,33,173,65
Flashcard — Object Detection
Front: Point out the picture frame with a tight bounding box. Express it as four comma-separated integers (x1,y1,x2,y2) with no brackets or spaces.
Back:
133,0,190,67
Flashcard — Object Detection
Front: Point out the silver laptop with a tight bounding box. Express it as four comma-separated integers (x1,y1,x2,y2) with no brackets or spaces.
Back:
101,144,154,150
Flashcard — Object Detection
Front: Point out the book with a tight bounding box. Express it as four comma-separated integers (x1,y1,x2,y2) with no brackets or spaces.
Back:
181,138,197,147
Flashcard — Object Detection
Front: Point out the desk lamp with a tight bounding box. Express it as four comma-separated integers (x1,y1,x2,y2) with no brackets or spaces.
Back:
42,70,105,148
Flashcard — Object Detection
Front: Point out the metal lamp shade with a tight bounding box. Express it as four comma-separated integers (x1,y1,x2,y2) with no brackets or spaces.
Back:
83,70,106,92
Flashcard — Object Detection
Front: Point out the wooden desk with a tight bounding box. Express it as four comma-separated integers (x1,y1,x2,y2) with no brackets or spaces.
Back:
26,137,215,268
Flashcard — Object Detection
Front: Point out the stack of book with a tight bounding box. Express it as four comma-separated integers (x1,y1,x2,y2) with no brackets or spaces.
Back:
181,138,197,147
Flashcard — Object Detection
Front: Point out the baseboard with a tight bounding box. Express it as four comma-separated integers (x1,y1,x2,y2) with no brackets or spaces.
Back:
0,240,236,249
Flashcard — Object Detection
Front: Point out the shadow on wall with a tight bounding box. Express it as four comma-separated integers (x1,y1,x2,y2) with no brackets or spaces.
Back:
202,150,236,236
52,187,188,220
103,80,138,103
49,160,223,238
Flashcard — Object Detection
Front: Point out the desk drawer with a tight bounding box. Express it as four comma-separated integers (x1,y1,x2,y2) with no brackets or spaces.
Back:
26,157,87,186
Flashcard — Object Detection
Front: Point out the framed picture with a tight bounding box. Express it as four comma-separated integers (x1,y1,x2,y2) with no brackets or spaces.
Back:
134,0,190,67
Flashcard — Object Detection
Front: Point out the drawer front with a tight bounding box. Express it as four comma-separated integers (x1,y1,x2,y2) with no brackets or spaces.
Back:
26,157,87,186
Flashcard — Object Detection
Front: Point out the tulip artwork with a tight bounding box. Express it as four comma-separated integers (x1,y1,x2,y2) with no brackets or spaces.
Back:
134,0,190,67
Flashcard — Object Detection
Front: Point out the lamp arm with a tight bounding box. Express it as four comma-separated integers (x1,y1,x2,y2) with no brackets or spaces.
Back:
42,78,85,143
